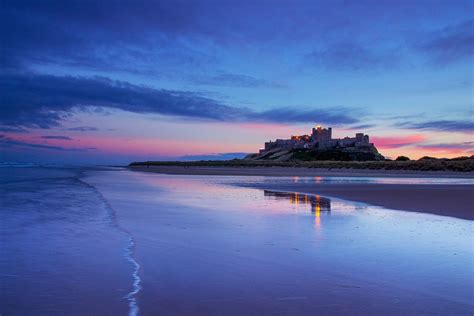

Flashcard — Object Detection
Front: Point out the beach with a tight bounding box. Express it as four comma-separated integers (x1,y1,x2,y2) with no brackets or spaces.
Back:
2,166,473,315
131,166,474,220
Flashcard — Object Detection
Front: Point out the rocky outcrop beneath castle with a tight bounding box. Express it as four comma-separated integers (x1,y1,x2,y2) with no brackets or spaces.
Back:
247,126,385,162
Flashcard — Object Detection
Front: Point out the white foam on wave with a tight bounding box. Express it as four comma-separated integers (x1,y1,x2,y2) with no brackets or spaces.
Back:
123,235,141,316
77,176,142,316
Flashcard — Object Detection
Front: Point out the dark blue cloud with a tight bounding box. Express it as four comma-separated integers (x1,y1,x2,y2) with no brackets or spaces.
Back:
0,73,359,128
0,135,94,151
0,0,224,77
255,107,359,125
66,126,99,132
0,73,246,128
0,126,29,133
399,120,474,133
348,124,375,130
304,42,392,71
41,135,73,140
191,73,287,89
418,19,474,65
2,0,470,75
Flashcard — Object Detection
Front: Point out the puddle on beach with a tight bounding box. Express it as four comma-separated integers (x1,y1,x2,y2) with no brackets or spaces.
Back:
240,175,474,186
263,190,332,213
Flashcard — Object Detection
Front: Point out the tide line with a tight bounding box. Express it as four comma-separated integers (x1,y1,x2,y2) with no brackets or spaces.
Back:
77,175,141,316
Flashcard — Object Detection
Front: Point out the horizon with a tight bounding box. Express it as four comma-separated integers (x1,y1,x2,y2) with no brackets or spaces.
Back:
1,0,473,165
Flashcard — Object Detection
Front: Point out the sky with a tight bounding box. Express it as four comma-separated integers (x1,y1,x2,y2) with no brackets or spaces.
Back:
1,0,473,164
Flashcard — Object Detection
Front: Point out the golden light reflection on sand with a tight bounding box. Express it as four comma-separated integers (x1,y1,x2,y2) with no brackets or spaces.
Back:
264,190,330,228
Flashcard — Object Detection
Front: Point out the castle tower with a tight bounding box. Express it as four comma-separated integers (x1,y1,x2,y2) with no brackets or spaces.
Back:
311,126,332,142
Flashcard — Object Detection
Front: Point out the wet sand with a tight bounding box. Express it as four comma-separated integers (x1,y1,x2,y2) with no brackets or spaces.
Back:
250,183,473,220
130,166,474,220
4,167,473,315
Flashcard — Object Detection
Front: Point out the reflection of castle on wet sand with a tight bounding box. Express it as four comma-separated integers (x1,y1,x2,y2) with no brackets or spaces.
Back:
263,190,331,214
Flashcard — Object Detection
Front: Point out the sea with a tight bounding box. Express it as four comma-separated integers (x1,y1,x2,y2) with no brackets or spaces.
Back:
1,166,473,315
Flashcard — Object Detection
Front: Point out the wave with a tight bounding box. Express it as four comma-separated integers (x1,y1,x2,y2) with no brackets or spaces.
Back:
124,237,141,316
0,162,70,168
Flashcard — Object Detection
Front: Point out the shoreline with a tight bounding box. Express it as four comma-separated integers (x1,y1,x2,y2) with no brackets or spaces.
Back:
130,166,474,220
129,165,474,178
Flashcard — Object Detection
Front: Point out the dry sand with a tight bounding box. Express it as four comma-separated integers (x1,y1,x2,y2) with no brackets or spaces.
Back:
130,166,474,220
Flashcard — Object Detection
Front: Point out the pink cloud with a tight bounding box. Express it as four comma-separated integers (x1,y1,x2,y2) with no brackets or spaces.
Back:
371,135,426,149
418,147,465,154
414,142,474,155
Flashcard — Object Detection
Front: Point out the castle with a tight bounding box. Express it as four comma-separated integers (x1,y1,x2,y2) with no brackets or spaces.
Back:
260,126,374,154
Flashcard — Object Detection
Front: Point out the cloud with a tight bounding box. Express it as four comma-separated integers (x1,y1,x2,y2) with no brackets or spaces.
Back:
304,41,394,71
1,0,323,74
255,107,359,125
372,137,474,155
0,126,29,133
371,135,426,149
66,126,99,132
4,0,468,75
411,141,474,155
416,142,474,152
398,120,474,133
191,73,287,89
0,73,246,128
0,0,210,71
419,141,474,149
418,19,474,65
0,73,359,128
178,152,248,161
41,135,73,140
347,124,375,130
0,135,94,151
